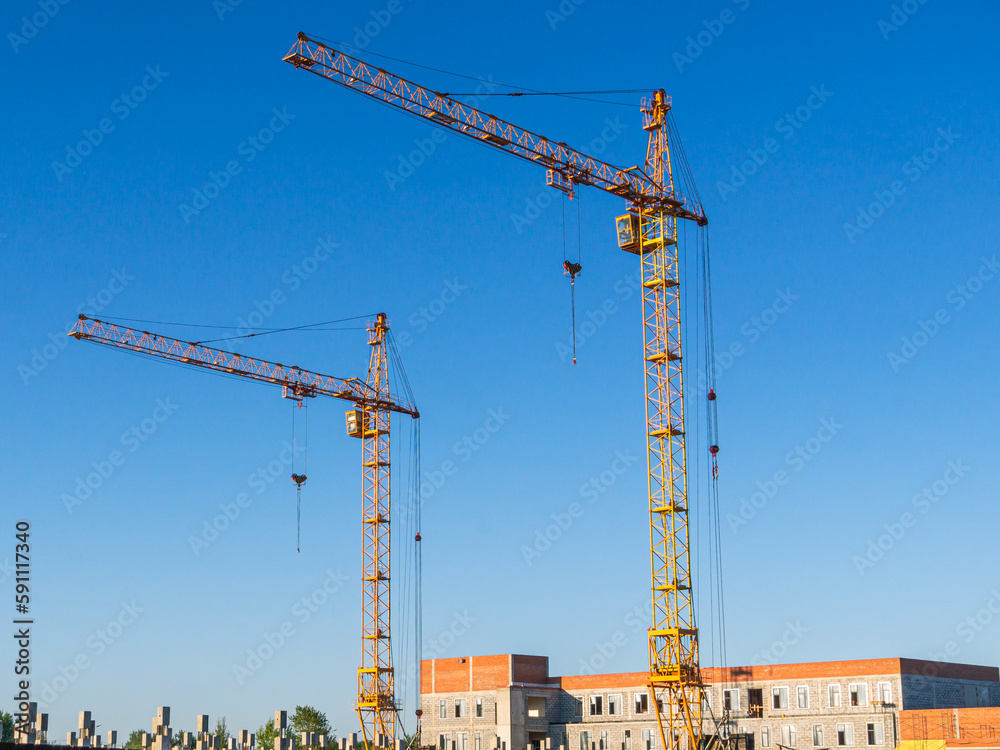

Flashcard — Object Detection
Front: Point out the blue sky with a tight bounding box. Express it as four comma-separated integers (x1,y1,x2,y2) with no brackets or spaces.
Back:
2,0,1000,742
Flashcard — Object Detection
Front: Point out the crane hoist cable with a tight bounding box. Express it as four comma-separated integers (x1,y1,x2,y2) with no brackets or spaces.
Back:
562,193,583,364
290,400,309,553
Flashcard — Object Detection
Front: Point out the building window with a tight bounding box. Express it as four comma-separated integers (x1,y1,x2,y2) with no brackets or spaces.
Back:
876,683,892,704
635,693,649,715
442,736,451,750
828,685,842,708
575,698,584,717
837,724,854,747
456,700,467,719
781,726,796,747
580,733,590,750
459,735,468,750
761,727,771,748
608,695,621,716
849,684,868,707
812,726,823,747
641,730,652,750
739,728,750,737
625,731,632,750
474,735,481,750
866,724,883,746
773,687,789,710
439,737,445,750
724,689,740,711
600,732,608,750
476,699,483,718
440,701,447,719
590,696,603,716
527,697,546,719
797,687,809,709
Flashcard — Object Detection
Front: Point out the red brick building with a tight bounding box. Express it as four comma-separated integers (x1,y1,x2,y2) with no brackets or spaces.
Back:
419,656,1000,750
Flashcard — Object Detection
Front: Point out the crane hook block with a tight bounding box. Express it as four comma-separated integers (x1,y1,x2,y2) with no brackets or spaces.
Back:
709,445,719,455
707,389,717,401
563,260,582,279
291,473,308,488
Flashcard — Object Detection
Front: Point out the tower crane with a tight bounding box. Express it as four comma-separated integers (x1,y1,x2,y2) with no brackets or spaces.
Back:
283,34,717,750
69,312,418,750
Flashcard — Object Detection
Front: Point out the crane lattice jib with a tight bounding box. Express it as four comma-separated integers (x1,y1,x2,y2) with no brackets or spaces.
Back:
69,315,419,418
283,34,706,223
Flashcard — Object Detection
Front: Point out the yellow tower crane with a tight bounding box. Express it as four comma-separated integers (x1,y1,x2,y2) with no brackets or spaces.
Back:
283,34,716,750
70,312,418,750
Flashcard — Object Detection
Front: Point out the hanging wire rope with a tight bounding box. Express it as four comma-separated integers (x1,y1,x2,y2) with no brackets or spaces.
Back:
290,400,309,553
386,329,421,738
304,34,651,107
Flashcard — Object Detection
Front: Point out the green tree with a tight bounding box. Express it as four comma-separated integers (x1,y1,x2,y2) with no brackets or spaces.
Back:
255,717,278,750
173,729,190,748
1,711,15,743
289,706,333,748
215,718,231,750
125,729,146,750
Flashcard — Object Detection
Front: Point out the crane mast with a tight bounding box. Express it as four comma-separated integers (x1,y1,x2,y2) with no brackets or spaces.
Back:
70,313,417,750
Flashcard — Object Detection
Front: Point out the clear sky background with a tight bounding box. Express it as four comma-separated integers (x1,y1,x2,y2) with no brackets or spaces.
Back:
2,0,999,742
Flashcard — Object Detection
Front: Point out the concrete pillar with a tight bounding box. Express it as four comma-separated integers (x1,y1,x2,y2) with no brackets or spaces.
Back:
351,735,358,749
275,713,287,732
107,731,117,748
